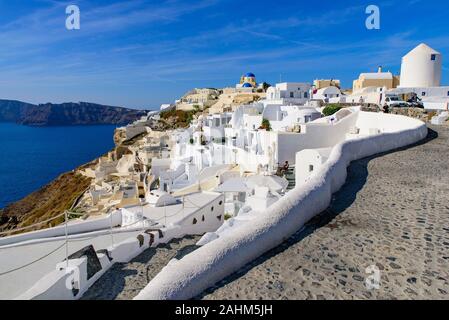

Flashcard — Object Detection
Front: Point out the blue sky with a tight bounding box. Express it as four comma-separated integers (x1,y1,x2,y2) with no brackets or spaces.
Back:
0,0,448,110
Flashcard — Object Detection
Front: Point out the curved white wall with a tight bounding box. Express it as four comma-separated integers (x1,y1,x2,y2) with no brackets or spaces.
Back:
134,112,427,300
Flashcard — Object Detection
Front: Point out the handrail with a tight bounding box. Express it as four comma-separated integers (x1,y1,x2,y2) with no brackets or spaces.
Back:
0,242,66,276
0,195,213,278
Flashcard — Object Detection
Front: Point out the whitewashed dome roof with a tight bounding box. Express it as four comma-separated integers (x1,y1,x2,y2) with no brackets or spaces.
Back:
316,86,341,94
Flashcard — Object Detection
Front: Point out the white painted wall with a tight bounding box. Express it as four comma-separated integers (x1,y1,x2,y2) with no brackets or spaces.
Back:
295,148,332,185
0,211,122,247
276,109,359,165
424,100,449,111
14,192,225,300
134,111,427,300
17,234,149,300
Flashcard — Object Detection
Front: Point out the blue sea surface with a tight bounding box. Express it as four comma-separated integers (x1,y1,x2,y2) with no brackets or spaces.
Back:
0,123,117,208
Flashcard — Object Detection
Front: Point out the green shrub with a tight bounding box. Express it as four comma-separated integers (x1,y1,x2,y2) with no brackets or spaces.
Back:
160,108,198,126
259,118,272,131
322,104,343,116
224,213,233,220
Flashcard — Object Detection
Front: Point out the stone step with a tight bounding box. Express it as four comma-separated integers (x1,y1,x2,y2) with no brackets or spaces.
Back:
81,235,201,300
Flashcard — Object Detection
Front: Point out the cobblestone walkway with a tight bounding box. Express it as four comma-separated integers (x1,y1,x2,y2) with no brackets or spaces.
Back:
201,126,449,300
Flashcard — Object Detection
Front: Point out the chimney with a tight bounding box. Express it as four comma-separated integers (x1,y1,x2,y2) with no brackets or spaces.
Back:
378,66,383,73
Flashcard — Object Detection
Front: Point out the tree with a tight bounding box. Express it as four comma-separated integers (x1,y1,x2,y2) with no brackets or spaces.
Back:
322,104,343,117
260,118,272,131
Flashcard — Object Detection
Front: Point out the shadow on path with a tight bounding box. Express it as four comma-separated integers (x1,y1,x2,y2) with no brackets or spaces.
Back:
197,127,438,299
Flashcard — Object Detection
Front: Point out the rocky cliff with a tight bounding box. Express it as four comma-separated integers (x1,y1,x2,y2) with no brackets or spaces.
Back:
0,166,94,233
0,99,148,126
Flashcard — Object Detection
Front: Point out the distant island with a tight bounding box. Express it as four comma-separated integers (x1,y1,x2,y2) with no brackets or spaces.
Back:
0,99,149,126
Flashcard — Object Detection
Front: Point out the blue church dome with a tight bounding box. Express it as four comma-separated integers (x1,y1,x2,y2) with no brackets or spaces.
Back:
244,72,256,78
242,82,253,88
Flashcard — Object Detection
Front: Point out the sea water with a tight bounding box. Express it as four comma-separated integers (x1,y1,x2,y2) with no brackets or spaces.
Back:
0,122,117,208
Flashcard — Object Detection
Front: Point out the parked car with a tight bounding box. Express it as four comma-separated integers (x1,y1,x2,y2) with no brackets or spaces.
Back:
384,95,409,108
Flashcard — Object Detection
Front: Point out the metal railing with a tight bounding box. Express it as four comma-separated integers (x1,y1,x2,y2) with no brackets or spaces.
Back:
0,193,207,280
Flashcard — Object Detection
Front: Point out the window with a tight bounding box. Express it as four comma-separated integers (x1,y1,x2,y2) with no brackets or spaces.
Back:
304,92,308,98
422,92,426,96
290,92,294,98
431,54,436,61
447,91,449,97
309,165,314,172
211,206,214,212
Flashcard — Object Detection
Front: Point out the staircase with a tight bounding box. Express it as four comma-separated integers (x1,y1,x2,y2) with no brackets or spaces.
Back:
284,167,296,191
81,235,201,300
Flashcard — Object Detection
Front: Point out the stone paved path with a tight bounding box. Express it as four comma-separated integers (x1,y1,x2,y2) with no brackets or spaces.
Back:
200,125,449,300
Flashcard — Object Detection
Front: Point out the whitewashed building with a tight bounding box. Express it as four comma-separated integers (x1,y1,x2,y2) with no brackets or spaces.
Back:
312,86,342,103
262,105,321,131
400,43,442,88
395,43,448,109
295,147,332,185
265,82,311,106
